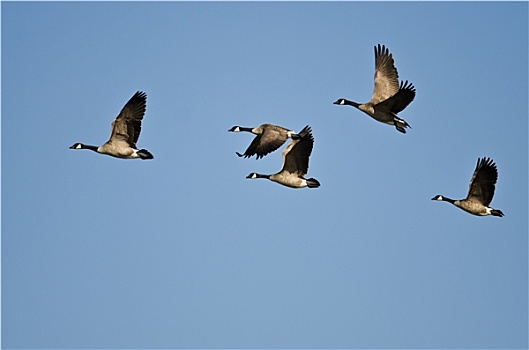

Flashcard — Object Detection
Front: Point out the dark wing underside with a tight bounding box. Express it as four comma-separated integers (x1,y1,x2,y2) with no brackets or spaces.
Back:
281,125,313,176
108,91,147,148
375,80,416,114
241,126,289,159
466,157,499,206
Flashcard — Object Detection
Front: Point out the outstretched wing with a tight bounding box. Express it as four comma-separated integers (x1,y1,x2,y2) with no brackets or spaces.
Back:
371,44,400,105
375,80,416,114
280,125,313,177
466,157,499,206
241,126,289,159
108,91,147,148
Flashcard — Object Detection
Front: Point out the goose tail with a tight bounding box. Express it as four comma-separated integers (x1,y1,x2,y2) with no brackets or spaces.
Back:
490,209,504,217
306,178,321,188
137,149,154,160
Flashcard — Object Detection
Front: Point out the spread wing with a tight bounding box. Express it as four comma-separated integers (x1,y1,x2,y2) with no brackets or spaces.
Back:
108,91,147,148
371,44,400,105
375,80,416,113
241,126,289,159
280,125,313,177
466,157,499,206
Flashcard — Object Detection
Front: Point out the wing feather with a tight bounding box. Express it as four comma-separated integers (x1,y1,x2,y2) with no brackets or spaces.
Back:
466,157,499,206
108,91,147,148
375,80,416,113
281,125,313,176
242,126,289,159
371,44,400,105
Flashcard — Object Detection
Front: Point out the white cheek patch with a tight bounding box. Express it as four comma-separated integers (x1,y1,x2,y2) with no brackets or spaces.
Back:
234,127,240,132
339,100,345,105
75,144,82,149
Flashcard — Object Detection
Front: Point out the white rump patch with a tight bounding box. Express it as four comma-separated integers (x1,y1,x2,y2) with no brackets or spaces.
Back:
130,149,141,158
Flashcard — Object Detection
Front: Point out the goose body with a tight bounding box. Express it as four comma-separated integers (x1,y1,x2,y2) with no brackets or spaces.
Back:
246,125,320,189
432,157,504,217
69,91,153,160
229,123,299,159
333,44,416,133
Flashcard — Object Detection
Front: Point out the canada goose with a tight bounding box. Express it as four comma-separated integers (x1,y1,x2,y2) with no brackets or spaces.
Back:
333,44,416,133
69,91,153,160
229,123,301,159
432,157,504,217
246,125,320,189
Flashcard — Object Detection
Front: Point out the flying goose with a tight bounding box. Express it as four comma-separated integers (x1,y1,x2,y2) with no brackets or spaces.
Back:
333,44,416,133
229,123,301,159
431,157,504,217
246,125,320,189
69,91,153,159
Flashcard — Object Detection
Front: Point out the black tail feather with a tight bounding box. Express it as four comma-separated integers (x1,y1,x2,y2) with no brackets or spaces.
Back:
138,149,154,160
307,178,320,188
491,209,504,217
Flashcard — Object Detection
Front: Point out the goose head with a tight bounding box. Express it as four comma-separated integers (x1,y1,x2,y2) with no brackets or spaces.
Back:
69,143,84,149
246,173,269,180
333,98,346,105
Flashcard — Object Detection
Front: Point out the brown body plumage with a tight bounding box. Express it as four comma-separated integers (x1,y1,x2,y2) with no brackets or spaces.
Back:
334,44,416,133
69,91,153,159
432,157,504,217
246,125,320,189
229,123,299,159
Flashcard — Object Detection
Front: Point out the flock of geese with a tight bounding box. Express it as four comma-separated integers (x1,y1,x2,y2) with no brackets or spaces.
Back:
69,44,504,218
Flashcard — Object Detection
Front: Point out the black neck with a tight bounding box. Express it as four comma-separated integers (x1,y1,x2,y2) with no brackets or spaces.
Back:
343,99,360,107
441,196,456,204
335,98,360,108
82,144,99,152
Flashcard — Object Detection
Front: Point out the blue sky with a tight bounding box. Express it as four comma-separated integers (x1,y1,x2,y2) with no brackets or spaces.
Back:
2,1,527,349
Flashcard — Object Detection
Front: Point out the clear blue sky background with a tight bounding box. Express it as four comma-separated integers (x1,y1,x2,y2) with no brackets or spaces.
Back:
2,2,527,349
